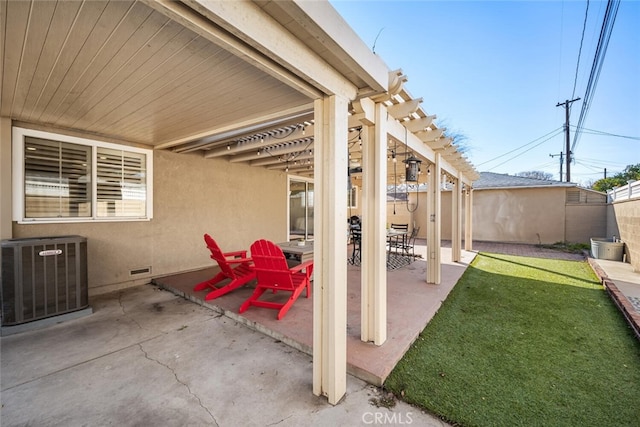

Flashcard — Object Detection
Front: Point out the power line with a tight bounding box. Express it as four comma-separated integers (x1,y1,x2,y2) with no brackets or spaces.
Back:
476,127,563,167
531,160,560,170
574,156,628,167
572,0,621,153
573,158,627,178
486,129,565,171
570,125,640,140
574,159,607,172
572,0,590,99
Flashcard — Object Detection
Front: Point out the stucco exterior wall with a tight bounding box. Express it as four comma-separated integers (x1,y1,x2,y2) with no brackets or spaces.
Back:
409,191,464,241
565,204,608,244
439,192,457,240
386,204,413,230
411,187,569,244
612,199,640,271
384,186,611,246
12,150,287,294
472,187,567,244
347,186,414,232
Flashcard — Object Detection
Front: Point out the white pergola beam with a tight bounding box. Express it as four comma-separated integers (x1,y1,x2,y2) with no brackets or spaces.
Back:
404,115,436,133
205,125,312,158
155,105,313,151
387,98,422,120
386,118,477,185
370,69,407,102
416,128,445,142
255,152,313,167
224,139,313,162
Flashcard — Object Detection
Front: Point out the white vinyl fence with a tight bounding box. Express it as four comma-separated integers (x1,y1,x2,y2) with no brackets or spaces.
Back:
608,180,640,202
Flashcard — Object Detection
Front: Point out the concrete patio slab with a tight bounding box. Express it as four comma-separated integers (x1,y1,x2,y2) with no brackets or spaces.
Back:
152,243,477,386
1,284,448,427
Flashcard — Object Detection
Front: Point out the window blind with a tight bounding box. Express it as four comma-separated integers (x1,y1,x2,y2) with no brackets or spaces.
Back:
96,148,146,217
24,137,91,218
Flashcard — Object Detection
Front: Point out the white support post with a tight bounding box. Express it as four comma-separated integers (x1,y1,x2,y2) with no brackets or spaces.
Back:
360,102,387,345
464,188,473,251
312,95,348,405
427,153,442,284
451,174,462,262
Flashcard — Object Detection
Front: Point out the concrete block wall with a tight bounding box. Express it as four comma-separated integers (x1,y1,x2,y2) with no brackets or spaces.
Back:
612,199,640,272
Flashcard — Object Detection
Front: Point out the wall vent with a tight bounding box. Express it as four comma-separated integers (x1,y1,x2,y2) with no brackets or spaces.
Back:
566,189,581,203
130,266,151,276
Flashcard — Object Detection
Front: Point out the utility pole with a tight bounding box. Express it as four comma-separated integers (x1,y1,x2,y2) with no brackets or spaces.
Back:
556,98,580,182
550,152,564,181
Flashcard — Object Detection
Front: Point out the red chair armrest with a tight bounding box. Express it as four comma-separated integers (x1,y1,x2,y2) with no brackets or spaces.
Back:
226,257,252,265
223,250,247,258
290,260,314,277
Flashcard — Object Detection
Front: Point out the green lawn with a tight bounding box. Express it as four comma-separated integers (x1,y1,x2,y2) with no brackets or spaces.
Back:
385,253,640,427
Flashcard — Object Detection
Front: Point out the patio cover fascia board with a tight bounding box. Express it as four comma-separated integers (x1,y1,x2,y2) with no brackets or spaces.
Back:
143,0,322,99
287,0,389,99
182,0,387,99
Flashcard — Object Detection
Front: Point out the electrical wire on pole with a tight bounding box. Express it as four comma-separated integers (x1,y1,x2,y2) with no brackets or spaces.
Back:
549,152,564,181
556,98,580,182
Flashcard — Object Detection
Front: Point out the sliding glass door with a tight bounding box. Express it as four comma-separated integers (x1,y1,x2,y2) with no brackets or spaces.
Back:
289,179,314,240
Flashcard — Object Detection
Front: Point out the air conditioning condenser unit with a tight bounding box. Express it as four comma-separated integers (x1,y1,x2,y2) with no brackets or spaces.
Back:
1,235,91,334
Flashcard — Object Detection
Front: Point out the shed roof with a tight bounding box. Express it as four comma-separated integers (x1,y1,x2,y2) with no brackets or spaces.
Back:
473,172,576,190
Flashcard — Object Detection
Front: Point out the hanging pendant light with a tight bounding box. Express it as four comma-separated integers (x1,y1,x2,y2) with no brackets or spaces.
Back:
403,154,422,183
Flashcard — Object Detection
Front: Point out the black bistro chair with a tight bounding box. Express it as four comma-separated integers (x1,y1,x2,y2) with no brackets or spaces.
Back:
401,226,420,259
349,228,362,265
388,223,409,255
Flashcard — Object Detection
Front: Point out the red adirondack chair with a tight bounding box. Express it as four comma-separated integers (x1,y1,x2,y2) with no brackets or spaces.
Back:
193,234,256,301
239,239,313,320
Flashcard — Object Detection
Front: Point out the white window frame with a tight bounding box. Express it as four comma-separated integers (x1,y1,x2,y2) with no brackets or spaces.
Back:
12,127,153,223
287,175,314,241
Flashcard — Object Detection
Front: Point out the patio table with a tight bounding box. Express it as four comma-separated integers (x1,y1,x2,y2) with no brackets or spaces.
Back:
387,229,408,252
277,241,314,264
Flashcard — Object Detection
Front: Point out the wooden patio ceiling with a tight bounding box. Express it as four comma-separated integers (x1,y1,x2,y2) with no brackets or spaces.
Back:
1,0,477,183
1,0,317,147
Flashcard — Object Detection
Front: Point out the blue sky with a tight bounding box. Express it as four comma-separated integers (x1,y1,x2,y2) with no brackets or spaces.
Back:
330,0,640,186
